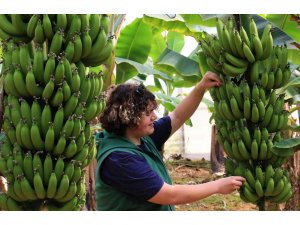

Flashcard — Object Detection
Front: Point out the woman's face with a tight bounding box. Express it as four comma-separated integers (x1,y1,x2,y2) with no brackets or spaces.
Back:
132,102,157,137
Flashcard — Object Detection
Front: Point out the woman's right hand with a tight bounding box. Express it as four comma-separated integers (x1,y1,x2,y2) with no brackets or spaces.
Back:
215,176,245,194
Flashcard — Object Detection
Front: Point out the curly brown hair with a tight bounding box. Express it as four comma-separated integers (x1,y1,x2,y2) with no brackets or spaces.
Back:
99,83,157,136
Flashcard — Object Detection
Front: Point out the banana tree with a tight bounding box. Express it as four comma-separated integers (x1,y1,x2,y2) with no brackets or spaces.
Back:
114,14,300,210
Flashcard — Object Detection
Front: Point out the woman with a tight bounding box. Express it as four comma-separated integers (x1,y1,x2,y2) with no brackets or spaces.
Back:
95,71,245,211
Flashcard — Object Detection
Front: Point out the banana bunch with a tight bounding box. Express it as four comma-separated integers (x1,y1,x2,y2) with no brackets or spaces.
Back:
201,17,273,78
0,175,86,211
0,15,32,43
241,165,292,204
201,17,291,86
217,120,276,161
46,176,86,211
1,14,111,211
224,160,292,204
0,136,94,210
0,14,113,66
203,16,294,207
211,78,288,132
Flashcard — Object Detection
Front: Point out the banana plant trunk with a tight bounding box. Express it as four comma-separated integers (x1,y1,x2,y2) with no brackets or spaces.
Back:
85,159,97,211
284,152,300,210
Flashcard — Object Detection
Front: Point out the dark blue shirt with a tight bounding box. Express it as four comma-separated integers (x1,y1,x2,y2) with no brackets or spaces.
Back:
100,116,172,200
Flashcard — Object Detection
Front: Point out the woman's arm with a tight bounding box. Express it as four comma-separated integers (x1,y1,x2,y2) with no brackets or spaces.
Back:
169,71,221,136
148,176,245,205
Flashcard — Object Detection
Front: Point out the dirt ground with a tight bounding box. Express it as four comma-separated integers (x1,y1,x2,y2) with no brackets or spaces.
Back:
166,158,258,211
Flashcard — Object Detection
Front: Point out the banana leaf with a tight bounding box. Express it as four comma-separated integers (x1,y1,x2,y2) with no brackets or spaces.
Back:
285,87,300,103
116,63,139,84
180,14,217,32
271,146,294,157
288,49,300,66
273,137,300,149
172,78,199,88
146,85,162,93
155,92,192,126
155,48,202,82
115,57,172,83
281,76,300,91
272,137,300,156
149,32,166,63
116,18,152,83
167,31,184,53
153,77,164,91
143,14,202,39
278,70,300,104
116,18,152,62
264,14,300,45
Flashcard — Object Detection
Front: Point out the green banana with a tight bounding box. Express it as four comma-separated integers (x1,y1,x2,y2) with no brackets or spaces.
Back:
256,166,264,188
266,71,275,90
255,179,264,197
20,176,38,200
45,123,55,152
33,171,46,199
23,152,34,183
43,14,54,39
41,103,52,137
27,15,39,38
222,62,247,77
54,14,67,31
43,53,56,84
73,34,83,62
89,14,101,43
243,185,259,203
25,70,43,97
56,181,77,203
261,105,273,128
46,172,58,199
253,35,263,60
49,30,63,55
250,139,259,160
42,77,55,100
13,68,30,98
251,103,259,123
54,156,65,184
264,177,275,197
33,152,43,178
54,174,70,200
43,154,53,186
34,19,45,44
53,105,64,139
52,133,67,156
272,178,284,196
30,120,45,150
242,42,255,63
238,139,250,160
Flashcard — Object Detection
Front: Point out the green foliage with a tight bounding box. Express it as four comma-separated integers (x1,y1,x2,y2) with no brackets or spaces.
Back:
272,137,300,157
167,31,184,53
116,18,153,83
264,14,300,44
155,48,202,81
149,32,166,63
115,57,172,83
143,14,200,39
